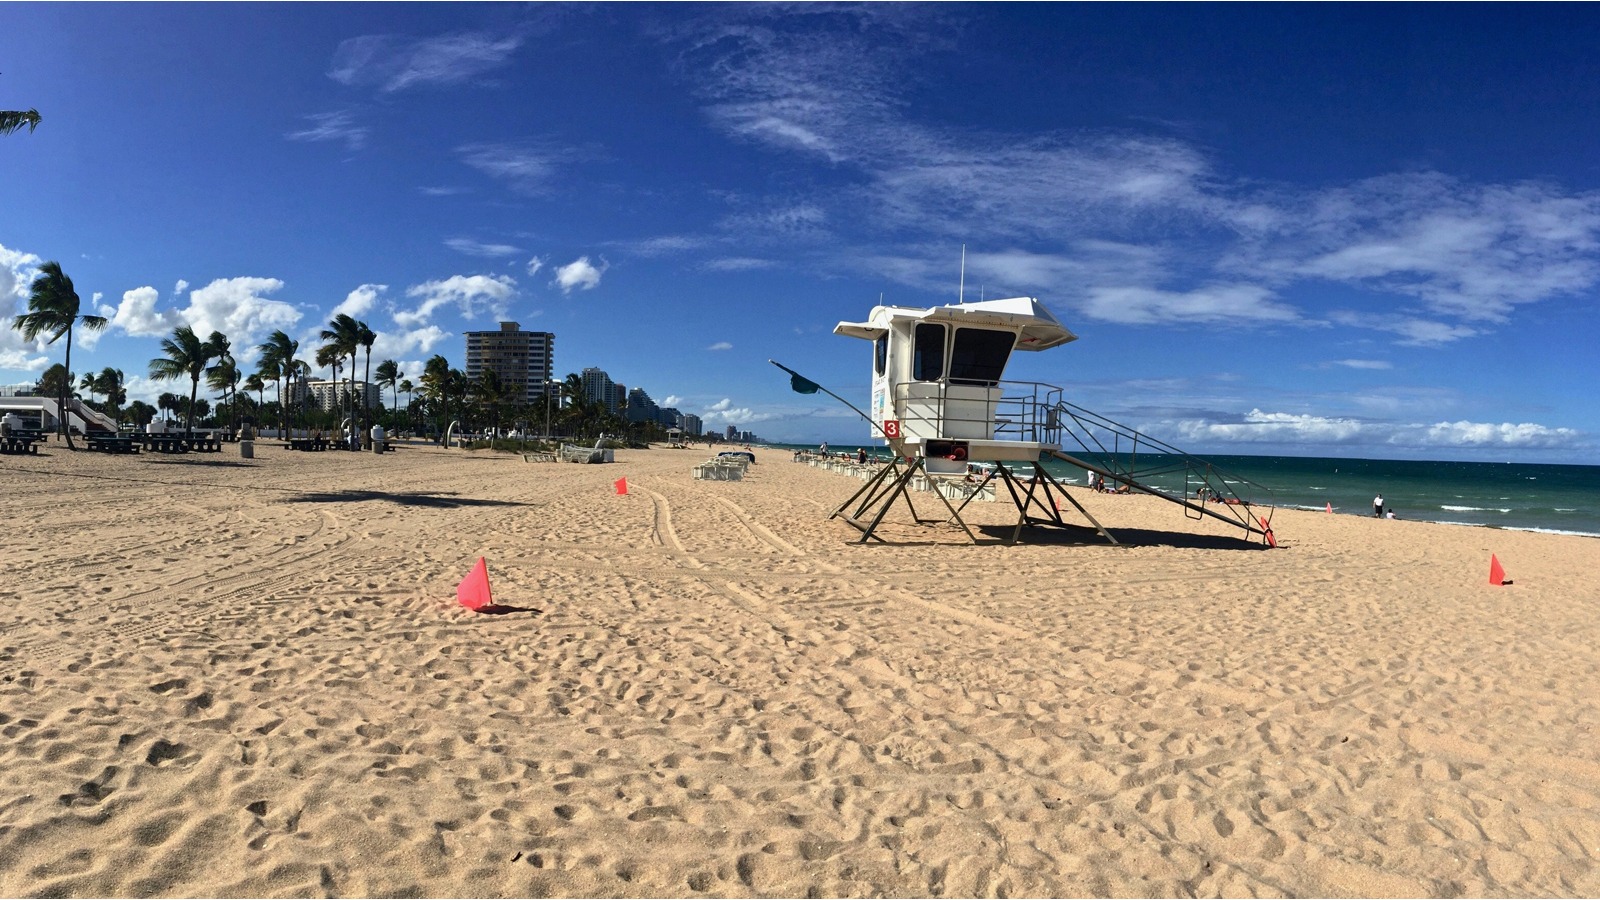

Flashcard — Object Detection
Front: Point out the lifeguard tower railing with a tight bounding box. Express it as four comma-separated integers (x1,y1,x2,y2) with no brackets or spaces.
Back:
888,379,1275,537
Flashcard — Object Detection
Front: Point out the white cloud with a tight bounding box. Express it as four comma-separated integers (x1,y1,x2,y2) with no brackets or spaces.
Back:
378,325,451,358
333,283,386,319
183,278,303,353
704,257,775,272
1330,359,1393,370
707,341,733,351
526,256,545,276
700,397,775,426
1170,408,1585,452
458,142,567,195
663,395,684,407
285,110,369,152
552,257,607,294
395,274,517,327
329,31,524,92
1329,311,1479,346
1082,284,1300,326
419,186,469,197
446,238,523,258
108,286,180,337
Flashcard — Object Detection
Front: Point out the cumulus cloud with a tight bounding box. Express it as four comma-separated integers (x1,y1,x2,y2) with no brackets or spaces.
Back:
700,397,775,426
663,395,684,407
552,257,607,294
329,31,524,92
108,286,180,337
395,274,516,327
446,238,523,258
1170,408,1584,452
333,283,386,319
183,278,303,352
285,110,369,152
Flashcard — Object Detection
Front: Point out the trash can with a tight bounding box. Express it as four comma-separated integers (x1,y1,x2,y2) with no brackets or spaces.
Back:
240,440,254,459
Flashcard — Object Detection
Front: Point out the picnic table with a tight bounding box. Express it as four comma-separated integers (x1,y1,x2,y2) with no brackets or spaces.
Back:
0,428,44,455
86,434,140,454
287,437,329,451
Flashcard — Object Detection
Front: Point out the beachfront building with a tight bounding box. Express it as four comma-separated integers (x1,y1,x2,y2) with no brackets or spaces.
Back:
465,322,554,405
624,388,659,424
294,379,380,412
679,413,702,437
581,367,626,413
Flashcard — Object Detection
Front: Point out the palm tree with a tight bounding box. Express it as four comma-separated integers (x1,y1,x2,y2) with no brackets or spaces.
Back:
319,314,361,440
0,109,40,136
207,352,241,433
12,261,107,449
126,400,156,428
375,360,402,414
357,321,375,445
243,373,266,414
157,392,181,424
257,329,299,438
398,378,415,431
78,372,98,407
149,325,228,436
93,367,126,419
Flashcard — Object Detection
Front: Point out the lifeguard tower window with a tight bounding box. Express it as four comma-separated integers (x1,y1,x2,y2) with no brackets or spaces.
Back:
874,334,887,376
948,328,1015,386
913,323,946,381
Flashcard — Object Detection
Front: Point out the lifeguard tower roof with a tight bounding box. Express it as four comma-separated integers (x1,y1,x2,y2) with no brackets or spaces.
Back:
833,297,1077,351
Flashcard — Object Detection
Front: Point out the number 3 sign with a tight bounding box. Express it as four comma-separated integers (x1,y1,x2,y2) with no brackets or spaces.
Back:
883,419,901,439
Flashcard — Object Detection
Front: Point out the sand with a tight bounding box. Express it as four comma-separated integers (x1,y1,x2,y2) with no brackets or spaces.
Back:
1,439,1599,897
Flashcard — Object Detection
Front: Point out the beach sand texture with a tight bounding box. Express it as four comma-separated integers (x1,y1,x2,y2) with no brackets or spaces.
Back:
2,442,1599,897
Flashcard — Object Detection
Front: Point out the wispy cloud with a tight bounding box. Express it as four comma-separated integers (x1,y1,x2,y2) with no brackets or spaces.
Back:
707,341,733,350
445,238,524,258
329,31,524,92
457,142,569,195
285,110,369,152
703,257,774,272
1329,359,1393,370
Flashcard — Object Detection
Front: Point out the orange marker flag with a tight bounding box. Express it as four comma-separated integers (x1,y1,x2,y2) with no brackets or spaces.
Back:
614,477,628,495
457,557,494,611
1489,554,1506,586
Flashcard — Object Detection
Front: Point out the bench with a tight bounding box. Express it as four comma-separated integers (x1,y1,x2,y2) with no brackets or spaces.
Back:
186,435,221,452
1,429,43,455
86,435,140,454
136,434,189,454
287,438,329,451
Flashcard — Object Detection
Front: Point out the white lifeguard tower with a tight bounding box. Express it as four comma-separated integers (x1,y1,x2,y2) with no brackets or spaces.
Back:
814,296,1274,545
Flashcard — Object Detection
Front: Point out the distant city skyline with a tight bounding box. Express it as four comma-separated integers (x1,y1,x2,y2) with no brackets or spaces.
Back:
5,5,1600,461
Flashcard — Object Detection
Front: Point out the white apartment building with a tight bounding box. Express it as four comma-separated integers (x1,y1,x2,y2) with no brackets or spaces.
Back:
465,322,555,404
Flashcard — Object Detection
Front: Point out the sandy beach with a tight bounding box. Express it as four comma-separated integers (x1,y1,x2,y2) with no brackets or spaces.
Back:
2,439,1599,897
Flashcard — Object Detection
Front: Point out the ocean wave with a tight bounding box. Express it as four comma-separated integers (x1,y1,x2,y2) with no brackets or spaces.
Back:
1440,505,1511,513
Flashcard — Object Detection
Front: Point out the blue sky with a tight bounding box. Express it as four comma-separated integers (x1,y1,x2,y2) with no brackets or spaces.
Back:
3,4,1598,461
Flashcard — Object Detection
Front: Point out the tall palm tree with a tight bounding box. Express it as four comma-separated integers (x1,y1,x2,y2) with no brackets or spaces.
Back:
12,261,107,449
398,378,415,431
318,314,361,439
375,359,402,414
257,329,298,437
78,372,98,407
357,321,375,444
0,109,40,136
207,352,241,433
149,325,228,437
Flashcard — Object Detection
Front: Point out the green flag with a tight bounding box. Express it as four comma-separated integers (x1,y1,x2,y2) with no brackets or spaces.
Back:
789,373,820,395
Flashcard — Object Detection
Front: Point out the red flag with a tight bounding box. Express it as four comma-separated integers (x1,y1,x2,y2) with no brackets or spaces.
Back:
1326,502,1332,513
614,477,628,495
1489,554,1506,586
457,557,493,611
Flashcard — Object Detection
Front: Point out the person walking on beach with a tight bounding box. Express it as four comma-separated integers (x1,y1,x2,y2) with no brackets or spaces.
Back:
1373,493,1384,517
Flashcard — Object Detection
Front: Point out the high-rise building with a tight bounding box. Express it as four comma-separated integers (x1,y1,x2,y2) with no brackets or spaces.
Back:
581,367,626,413
625,387,659,423
293,379,380,411
465,322,554,404
678,413,702,436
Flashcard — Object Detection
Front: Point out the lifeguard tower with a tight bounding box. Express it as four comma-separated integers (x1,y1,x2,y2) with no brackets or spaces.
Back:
821,296,1274,545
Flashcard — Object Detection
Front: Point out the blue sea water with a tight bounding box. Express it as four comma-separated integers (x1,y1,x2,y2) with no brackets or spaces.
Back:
767,444,1600,538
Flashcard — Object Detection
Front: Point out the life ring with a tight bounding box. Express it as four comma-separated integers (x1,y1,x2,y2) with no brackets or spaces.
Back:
949,445,967,461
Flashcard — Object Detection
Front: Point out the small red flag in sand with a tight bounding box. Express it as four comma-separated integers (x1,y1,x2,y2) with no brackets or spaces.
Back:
1326,502,1332,514
1489,554,1507,586
614,477,628,495
457,557,493,611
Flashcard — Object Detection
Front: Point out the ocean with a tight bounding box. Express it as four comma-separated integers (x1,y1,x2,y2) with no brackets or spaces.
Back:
766,444,1600,538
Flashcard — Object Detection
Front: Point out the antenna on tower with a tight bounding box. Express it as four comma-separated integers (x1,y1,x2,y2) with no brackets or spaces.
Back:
958,244,966,304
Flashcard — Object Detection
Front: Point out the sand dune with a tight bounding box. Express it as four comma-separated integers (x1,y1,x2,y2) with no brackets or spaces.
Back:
2,440,1599,896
